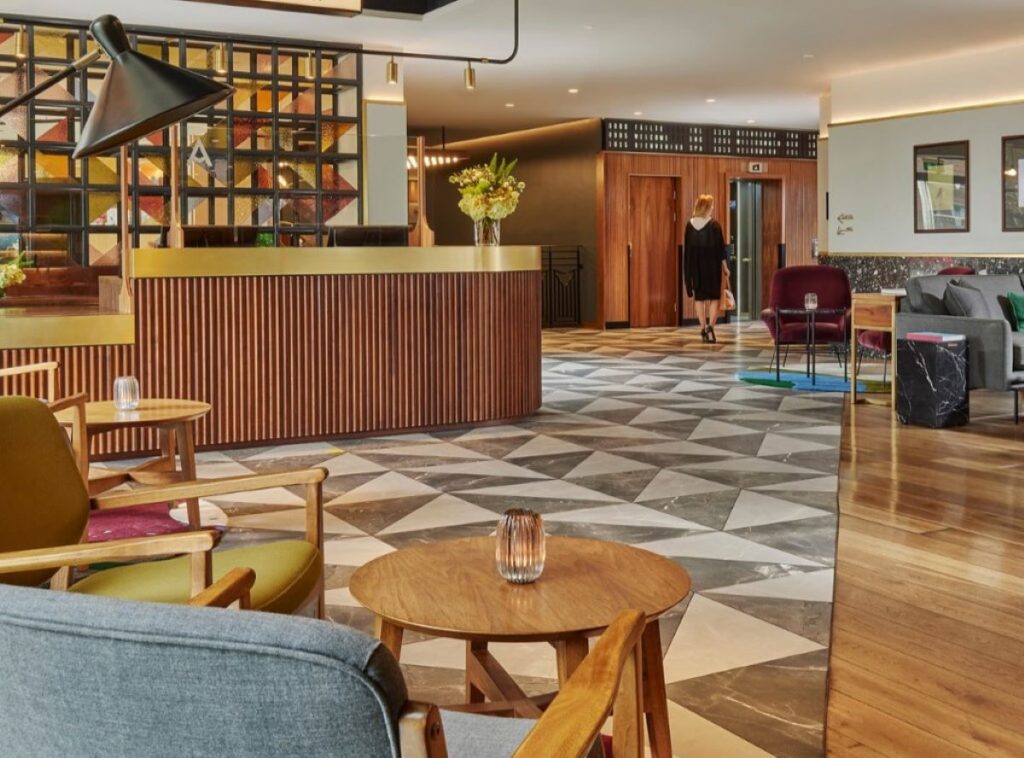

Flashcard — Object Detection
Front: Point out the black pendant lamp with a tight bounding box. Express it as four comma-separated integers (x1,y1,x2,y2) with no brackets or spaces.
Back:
73,15,233,159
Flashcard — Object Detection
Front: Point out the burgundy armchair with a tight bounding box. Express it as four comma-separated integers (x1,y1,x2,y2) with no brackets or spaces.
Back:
761,265,852,349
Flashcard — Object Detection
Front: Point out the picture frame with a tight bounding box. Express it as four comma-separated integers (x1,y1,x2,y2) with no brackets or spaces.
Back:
914,140,969,233
1002,135,1024,232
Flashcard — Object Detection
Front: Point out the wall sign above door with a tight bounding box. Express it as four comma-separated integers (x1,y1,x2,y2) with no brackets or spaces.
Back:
184,0,362,16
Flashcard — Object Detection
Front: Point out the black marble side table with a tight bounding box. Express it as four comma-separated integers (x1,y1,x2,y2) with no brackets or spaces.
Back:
896,337,968,428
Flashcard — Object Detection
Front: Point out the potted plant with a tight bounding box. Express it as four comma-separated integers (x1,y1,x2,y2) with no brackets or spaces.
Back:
449,153,525,246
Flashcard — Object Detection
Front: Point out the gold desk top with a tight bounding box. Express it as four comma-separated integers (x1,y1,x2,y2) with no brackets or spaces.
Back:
133,245,542,279
0,308,135,350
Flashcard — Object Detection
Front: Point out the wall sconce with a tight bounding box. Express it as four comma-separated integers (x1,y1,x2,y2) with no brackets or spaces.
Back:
14,26,28,60
386,56,399,85
464,61,476,90
211,42,228,75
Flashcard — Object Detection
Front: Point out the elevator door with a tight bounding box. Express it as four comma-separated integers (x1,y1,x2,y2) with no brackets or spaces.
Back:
628,176,679,327
730,179,763,320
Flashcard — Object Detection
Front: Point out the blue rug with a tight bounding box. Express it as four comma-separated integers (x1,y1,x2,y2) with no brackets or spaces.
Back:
736,369,890,393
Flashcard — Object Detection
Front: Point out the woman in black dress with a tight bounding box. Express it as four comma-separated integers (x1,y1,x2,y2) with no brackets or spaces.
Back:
684,194,729,343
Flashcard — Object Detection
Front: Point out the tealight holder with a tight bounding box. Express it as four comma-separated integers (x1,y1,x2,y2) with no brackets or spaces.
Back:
496,509,545,584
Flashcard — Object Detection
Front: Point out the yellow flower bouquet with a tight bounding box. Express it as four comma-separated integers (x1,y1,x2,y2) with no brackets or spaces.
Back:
0,252,26,299
449,154,525,244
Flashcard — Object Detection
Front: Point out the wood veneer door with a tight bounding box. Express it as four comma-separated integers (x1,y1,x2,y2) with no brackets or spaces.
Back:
628,176,678,328
761,179,783,307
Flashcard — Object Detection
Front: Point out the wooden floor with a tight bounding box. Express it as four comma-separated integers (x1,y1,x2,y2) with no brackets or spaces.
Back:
827,393,1024,755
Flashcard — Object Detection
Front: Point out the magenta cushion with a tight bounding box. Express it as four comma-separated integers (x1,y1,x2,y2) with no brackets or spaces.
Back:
87,503,190,543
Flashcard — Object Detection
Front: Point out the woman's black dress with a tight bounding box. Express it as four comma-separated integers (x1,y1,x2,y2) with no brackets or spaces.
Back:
683,220,727,301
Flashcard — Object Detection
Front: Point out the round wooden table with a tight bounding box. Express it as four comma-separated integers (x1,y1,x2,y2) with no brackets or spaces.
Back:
349,536,691,758
56,399,211,526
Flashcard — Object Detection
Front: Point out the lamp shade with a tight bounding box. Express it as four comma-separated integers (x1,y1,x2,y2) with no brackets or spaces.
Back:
73,16,233,159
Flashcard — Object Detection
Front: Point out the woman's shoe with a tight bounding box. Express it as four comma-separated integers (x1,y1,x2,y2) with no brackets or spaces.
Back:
708,326,717,343
700,327,710,343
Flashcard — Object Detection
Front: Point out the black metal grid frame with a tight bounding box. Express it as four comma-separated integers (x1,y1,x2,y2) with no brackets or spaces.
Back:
603,118,818,160
0,14,363,265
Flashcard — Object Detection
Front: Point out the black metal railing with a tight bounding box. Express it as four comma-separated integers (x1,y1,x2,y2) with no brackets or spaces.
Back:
542,245,582,328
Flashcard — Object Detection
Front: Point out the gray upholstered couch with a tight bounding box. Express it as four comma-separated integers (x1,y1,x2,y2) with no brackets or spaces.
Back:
0,584,543,758
896,274,1024,391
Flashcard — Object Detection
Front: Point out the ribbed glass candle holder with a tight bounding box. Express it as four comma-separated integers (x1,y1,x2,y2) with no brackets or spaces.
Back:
496,509,545,584
113,376,140,411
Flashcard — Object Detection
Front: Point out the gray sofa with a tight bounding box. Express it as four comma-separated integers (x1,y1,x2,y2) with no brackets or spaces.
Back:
0,584,542,758
896,274,1024,391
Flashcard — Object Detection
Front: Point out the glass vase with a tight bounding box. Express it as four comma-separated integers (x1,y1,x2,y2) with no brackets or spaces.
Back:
113,376,141,411
496,509,545,584
473,218,501,246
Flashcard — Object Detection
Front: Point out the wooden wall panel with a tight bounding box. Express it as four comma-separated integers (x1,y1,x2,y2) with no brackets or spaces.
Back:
0,272,543,457
598,152,817,325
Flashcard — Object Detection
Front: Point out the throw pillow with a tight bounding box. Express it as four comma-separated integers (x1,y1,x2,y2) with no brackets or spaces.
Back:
944,282,996,319
1008,291,1024,331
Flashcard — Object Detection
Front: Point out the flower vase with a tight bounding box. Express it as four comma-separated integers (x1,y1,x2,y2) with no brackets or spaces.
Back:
496,509,545,584
473,218,501,246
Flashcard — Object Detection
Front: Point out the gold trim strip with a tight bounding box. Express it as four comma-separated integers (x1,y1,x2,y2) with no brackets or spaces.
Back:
0,312,135,350
133,246,542,278
822,251,1024,258
829,96,1024,128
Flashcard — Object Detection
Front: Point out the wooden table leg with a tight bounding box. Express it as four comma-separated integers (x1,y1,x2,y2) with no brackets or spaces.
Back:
641,620,672,758
555,635,589,686
176,421,201,529
467,640,487,705
376,617,404,661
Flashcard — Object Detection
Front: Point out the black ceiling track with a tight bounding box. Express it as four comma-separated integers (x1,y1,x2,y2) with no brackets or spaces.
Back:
603,118,818,160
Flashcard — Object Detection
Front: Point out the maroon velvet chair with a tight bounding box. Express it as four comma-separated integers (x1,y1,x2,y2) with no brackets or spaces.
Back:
761,266,851,371
937,265,976,276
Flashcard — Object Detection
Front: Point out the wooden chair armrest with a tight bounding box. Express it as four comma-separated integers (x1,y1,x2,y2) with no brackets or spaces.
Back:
48,392,88,414
0,530,216,576
188,567,255,610
513,609,647,758
0,360,60,379
91,469,328,510
398,701,448,758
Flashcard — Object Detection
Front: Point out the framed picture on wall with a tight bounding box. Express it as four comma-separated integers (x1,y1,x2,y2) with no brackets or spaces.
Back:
1002,135,1024,231
914,141,969,233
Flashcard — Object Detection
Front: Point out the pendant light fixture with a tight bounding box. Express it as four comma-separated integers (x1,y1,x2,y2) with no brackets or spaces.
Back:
301,50,314,80
464,61,476,91
386,56,399,85
14,26,28,60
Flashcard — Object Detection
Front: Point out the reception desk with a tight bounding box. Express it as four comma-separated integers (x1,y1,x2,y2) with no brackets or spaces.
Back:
0,246,542,456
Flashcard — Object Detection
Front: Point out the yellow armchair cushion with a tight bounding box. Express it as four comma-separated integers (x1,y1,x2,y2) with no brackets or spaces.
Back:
68,541,321,615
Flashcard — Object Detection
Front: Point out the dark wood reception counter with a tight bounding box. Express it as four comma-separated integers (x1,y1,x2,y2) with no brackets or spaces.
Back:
0,246,542,456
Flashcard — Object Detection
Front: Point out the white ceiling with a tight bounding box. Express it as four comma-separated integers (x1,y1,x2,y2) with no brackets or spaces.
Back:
10,0,1024,132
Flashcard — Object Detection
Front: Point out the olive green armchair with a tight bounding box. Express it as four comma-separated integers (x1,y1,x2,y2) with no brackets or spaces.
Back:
0,395,327,617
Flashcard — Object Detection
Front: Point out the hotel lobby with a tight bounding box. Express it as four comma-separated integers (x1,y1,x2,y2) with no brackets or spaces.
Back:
1,1,1023,756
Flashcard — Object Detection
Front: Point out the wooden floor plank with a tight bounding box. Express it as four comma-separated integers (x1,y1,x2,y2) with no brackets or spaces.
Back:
828,397,1024,755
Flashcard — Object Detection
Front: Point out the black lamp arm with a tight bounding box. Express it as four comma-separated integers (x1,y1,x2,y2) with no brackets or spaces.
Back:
0,49,104,119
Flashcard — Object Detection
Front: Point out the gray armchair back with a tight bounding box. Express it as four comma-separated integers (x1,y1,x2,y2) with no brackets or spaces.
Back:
0,583,407,758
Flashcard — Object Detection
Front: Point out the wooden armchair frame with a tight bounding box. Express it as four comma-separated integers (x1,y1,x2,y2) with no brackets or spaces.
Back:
399,609,648,758
0,361,59,402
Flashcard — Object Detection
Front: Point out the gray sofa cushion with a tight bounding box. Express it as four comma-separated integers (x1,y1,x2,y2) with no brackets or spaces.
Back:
905,275,961,315
0,584,407,758
956,274,1024,323
944,282,998,319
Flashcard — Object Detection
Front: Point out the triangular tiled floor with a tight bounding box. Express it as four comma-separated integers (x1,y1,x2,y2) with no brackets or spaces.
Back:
185,324,840,757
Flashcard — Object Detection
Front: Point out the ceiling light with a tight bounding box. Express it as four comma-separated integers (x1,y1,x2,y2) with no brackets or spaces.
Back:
583,24,594,31
1006,168,1018,177
705,98,716,103
14,26,27,60
212,43,228,75
386,56,399,85
505,102,515,108
746,119,756,124
633,111,643,116
568,88,579,94
803,53,815,59
464,61,476,90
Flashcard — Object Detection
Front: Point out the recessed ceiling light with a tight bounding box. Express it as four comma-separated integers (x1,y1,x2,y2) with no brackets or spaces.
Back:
583,24,594,31
803,53,815,59
705,98,717,103
746,119,756,124
505,102,515,108
633,111,643,116
568,88,579,94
